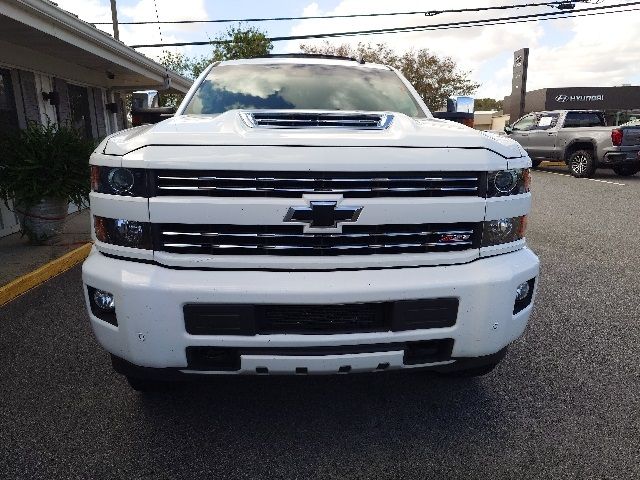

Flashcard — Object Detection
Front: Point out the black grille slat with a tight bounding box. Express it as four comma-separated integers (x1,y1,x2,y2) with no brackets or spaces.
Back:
183,299,459,336
155,171,481,198
157,223,480,256
260,304,385,334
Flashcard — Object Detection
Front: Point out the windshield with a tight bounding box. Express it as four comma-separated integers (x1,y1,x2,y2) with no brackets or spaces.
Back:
184,63,426,117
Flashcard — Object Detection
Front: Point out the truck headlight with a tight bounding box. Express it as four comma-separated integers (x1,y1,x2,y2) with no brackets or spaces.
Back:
487,169,530,197
482,216,527,246
91,166,149,197
94,216,152,249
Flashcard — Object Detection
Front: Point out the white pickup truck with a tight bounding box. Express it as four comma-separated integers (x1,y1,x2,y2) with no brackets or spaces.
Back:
83,55,539,391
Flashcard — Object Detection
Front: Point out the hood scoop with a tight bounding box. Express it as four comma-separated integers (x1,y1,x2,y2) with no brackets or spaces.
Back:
239,111,394,130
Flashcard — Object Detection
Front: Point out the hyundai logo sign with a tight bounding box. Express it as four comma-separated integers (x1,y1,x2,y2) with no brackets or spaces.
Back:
555,93,604,103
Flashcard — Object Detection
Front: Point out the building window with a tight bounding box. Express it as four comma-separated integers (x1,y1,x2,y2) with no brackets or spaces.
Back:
67,83,92,138
0,68,19,132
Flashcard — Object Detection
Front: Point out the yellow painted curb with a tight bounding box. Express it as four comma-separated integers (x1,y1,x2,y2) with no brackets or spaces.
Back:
0,242,92,307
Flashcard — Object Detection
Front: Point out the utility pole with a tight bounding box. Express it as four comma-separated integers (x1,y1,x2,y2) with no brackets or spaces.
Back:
110,0,120,40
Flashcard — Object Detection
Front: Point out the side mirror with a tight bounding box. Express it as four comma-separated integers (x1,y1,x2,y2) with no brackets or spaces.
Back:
504,125,513,134
131,106,176,127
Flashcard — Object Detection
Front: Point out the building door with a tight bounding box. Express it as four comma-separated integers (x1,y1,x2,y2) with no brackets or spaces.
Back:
66,83,94,214
67,83,93,138
0,68,21,237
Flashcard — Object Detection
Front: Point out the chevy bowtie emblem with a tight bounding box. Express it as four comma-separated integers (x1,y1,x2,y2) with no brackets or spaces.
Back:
284,201,362,228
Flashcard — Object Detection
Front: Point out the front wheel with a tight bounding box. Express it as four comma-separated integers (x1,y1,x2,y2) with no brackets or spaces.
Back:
612,165,640,176
568,150,596,178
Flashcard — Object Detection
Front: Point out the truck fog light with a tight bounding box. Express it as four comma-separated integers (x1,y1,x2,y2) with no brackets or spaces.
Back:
93,289,115,312
515,281,530,301
494,170,518,193
514,278,536,314
108,168,135,194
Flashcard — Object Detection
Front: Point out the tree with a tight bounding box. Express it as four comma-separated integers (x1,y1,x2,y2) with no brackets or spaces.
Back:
157,25,273,108
475,98,504,111
299,42,479,112
211,25,273,62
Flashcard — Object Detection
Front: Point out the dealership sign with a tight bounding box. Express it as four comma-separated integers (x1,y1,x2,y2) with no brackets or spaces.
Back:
555,94,604,103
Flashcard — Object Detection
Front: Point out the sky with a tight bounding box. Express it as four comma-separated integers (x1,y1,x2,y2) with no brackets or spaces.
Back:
54,0,640,100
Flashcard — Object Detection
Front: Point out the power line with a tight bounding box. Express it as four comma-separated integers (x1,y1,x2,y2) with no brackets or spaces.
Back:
152,0,164,44
269,2,635,42
152,0,171,82
92,1,591,25
129,1,639,48
407,5,640,34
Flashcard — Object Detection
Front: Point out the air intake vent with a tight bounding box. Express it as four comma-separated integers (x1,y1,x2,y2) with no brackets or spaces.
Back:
239,111,394,129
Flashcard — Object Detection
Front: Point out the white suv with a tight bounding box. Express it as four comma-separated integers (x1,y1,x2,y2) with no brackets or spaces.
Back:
83,55,539,391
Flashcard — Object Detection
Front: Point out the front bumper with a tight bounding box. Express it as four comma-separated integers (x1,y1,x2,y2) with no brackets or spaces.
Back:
82,247,539,375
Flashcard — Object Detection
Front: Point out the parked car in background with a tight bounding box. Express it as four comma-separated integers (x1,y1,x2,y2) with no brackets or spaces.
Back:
505,110,640,177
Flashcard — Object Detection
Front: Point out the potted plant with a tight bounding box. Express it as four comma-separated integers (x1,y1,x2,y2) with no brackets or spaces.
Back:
0,121,95,244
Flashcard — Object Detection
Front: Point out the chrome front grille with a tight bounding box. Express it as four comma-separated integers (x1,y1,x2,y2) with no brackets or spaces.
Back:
155,171,482,198
239,111,393,129
156,223,480,256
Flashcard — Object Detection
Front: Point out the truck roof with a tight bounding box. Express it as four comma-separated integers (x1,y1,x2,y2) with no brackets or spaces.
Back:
217,55,392,71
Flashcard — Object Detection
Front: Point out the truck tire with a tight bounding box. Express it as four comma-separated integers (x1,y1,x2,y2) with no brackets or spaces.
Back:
126,376,181,393
568,149,596,178
531,159,542,168
612,165,640,176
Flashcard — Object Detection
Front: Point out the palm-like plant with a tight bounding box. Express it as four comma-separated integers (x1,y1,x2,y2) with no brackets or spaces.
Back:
0,121,95,243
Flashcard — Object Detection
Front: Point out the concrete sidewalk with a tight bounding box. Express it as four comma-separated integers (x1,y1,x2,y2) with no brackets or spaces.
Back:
0,209,91,287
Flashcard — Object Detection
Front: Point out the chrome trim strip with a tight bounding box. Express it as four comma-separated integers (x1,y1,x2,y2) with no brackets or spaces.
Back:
191,243,472,250
163,242,473,250
162,230,474,238
157,186,478,192
157,176,479,183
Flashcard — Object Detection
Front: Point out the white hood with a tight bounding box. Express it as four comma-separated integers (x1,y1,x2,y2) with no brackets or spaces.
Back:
100,111,526,159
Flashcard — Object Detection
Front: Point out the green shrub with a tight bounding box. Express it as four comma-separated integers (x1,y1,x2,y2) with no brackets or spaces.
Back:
0,121,96,208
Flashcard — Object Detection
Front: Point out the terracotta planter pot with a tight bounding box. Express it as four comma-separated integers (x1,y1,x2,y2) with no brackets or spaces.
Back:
15,198,69,244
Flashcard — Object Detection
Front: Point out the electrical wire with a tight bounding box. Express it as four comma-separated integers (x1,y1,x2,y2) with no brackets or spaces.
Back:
152,0,171,83
92,1,591,25
152,0,164,44
128,1,640,48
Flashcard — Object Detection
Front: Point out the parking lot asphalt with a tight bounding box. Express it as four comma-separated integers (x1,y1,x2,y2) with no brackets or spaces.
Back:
1,166,639,480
